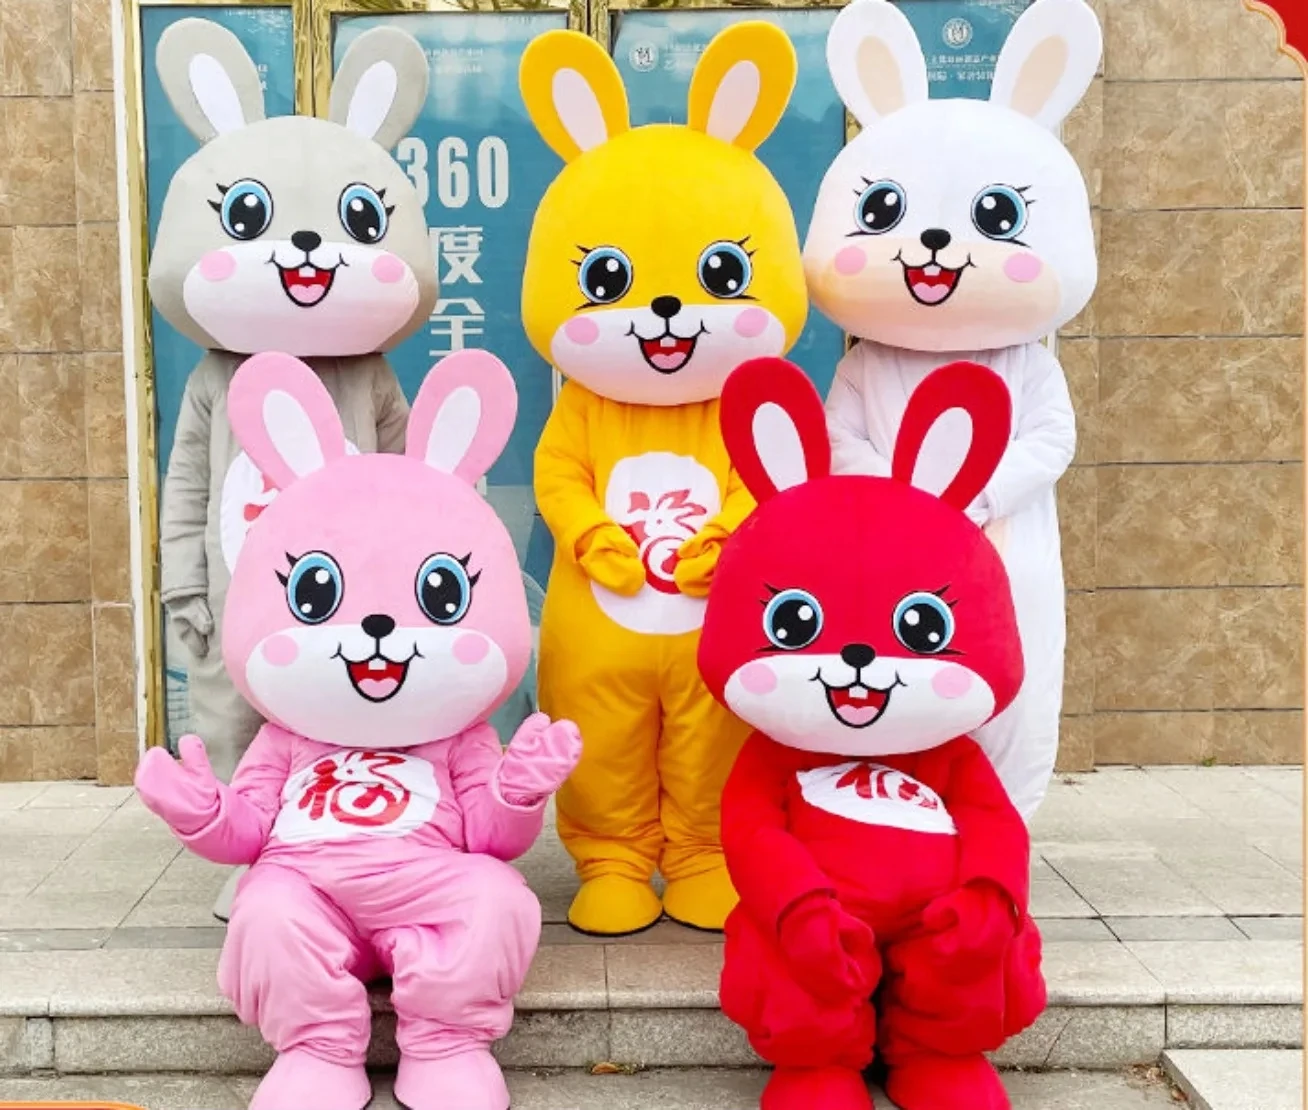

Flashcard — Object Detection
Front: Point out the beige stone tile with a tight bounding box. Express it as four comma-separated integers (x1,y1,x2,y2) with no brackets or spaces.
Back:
78,223,121,352
72,0,114,92
0,484,24,604
1063,76,1102,210
1102,81,1303,211
0,359,20,477
29,727,97,781
21,480,89,603
0,231,12,348
10,227,82,353
1056,715,1094,772
84,352,127,479
0,0,73,95
88,481,129,603
0,606,30,725
1096,465,1224,588
1058,466,1097,591
1215,464,1303,587
23,603,95,726
1214,588,1303,710
1105,0,1303,80
95,728,140,789
73,92,116,223
0,731,34,782
1209,710,1304,764
1098,210,1303,338
1098,338,1303,464
1060,209,1101,339
1094,588,1217,711
1059,337,1098,465
18,354,86,478
1127,939,1303,1004
93,603,135,734
2,98,77,226
1064,590,1095,716
1092,711,1214,765
605,942,723,1008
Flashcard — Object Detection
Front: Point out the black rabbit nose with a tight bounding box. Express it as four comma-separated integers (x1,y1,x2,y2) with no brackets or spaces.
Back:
920,228,952,253
651,295,682,320
362,614,396,640
841,643,876,669
292,230,322,253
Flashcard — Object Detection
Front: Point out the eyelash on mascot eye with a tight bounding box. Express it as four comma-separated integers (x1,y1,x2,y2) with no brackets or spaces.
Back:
274,551,299,587
455,552,483,588
208,182,231,214
376,186,396,218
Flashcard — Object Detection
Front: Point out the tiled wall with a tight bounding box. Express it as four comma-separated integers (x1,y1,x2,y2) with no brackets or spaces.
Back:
0,0,137,783
1055,0,1305,769
0,0,1301,783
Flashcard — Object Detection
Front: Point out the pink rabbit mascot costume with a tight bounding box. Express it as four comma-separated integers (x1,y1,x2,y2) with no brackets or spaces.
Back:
135,349,582,1110
804,0,1102,820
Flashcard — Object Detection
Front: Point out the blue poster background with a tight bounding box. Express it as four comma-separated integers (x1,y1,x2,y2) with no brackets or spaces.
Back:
899,0,1034,98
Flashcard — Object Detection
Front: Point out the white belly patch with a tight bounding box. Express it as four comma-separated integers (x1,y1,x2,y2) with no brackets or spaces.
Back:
273,749,440,844
593,451,721,636
797,761,957,836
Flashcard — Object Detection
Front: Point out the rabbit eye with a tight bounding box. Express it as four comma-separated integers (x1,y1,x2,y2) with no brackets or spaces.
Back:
577,247,633,305
215,179,273,241
284,552,343,625
698,241,753,299
764,588,823,651
339,183,389,244
416,554,477,625
893,592,955,655
854,180,906,235
972,186,1028,241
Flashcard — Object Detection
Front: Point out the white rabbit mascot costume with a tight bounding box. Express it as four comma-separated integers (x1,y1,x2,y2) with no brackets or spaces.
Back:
803,0,1102,820
136,349,582,1110
150,19,438,785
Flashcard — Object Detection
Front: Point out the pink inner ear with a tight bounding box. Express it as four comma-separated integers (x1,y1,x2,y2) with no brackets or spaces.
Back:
408,350,518,484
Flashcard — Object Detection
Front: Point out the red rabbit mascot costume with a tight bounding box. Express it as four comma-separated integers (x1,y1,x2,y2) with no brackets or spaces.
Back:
700,358,1046,1110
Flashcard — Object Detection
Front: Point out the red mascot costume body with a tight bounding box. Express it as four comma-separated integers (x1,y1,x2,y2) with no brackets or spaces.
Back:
699,358,1046,1110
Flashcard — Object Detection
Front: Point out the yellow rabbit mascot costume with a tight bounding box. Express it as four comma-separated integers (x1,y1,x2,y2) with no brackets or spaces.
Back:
520,24,808,935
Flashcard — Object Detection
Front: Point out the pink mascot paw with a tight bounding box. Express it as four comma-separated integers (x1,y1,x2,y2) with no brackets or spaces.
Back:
134,735,222,837
248,1049,370,1110
394,1048,509,1110
495,713,583,807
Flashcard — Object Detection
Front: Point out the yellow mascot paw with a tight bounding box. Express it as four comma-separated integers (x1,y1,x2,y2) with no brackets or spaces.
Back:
567,875,663,937
662,866,739,932
578,528,647,596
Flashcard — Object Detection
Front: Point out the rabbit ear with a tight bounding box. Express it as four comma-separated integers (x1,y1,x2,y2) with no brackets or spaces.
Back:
155,18,266,142
990,0,1102,130
826,0,928,130
686,22,796,152
407,350,518,485
329,27,429,149
228,353,348,491
892,363,1012,511
720,358,830,504
520,30,630,163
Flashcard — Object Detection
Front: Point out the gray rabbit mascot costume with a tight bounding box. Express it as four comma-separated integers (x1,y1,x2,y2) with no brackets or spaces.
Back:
151,21,438,788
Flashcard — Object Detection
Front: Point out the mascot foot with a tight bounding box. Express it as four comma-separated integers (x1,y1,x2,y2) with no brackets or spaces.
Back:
662,865,738,932
885,1053,1008,1110
762,1066,873,1110
567,875,662,936
248,1049,370,1110
394,1048,508,1110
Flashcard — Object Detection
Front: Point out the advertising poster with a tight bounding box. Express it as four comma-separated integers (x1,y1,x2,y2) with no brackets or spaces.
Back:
898,0,1036,97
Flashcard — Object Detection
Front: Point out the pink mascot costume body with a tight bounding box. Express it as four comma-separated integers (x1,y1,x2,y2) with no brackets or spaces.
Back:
135,349,582,1110
699,358,1045,1110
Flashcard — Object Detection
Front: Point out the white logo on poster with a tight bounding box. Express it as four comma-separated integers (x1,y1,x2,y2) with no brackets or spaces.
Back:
943,18,973,49
220,442,360,571
629,43,658,72
593,452,720,635
273,749,441,844
797,762,958,836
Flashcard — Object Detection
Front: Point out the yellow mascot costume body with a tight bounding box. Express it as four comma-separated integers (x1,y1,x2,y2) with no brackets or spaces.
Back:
520,23,808,935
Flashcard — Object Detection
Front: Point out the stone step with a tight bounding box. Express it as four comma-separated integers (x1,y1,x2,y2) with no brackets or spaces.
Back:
0,1066,1186,1110
1163,1049,1305,1110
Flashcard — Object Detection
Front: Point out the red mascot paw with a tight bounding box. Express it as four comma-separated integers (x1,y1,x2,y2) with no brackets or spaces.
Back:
778,895,880,1004
921,881,1016,978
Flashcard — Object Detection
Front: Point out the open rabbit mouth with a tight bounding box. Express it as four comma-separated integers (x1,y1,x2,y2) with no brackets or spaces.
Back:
897,253,973,307
818,675,903,729
336,649,418,703
630,323,708,374
275,259,341,308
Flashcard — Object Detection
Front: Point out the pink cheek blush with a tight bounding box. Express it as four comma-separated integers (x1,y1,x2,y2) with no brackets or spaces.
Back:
1003,253,1043,284
738,662,778,696
371,254,406,284
564,317,599,346
834,246,867,276
454,633,490,666
198,251,236,282
734,307,770,338
261,634,299,668
931,666,974,701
